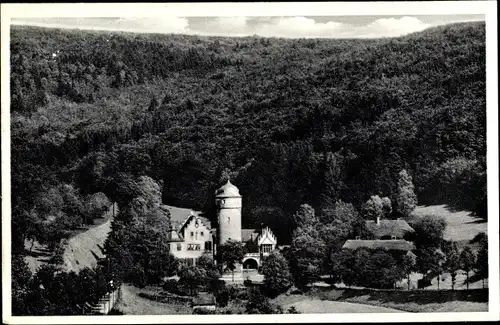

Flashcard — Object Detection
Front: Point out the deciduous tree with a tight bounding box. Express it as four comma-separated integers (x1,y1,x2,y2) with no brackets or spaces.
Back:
460,245,476,290
261,251,293,297
218,240,246,282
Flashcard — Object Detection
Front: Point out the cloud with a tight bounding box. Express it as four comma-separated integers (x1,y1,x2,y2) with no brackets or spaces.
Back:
249,16,430,38
355,16,430,38
11,15,480,39
252,17,345,38
188,16,432,39
11,17,189,34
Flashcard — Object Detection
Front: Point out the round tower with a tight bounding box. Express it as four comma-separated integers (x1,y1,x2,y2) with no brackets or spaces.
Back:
215,180,242,245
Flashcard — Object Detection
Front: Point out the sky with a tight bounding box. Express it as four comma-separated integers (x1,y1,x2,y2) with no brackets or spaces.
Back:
10,15,485,39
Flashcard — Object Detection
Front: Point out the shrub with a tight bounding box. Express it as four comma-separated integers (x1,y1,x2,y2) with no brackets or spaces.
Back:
108,308,124,315
193,308,217,314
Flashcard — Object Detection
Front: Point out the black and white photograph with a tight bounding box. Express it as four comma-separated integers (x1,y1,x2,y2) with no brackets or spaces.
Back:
1,2,498,324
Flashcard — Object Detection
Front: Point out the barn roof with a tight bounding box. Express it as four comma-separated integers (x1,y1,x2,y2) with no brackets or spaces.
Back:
192,293,216,306
365,219,414,239
342,239,415,251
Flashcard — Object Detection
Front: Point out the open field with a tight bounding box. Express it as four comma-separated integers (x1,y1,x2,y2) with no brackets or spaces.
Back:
279,297,406,313
412,205,487,243
114,285,192,315
274,287,488,313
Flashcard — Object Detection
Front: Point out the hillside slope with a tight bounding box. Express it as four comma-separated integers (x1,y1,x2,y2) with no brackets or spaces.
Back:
25,204,117,273
62,205,117,272
11,21,486,249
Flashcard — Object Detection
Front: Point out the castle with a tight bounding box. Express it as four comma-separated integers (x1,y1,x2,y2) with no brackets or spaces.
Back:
165,180,278,273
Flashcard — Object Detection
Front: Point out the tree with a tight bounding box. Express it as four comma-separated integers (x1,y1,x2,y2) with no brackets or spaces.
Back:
381,197,392,218
362,195,384,221
12,255,33,315
83,192,111,225
178,265,205,295
218,240,245,282
291,204,317,229
416,247,446,288
460,245,476,290
197,253,221,288
129,264,147,288
396,169,417,217
366,249,404,289
475,244,488,289
245,287,282,314
318,151,344,209
445,242,461,290
401,253,417,290
261,251,293,297
289,224,325,288
411,215,447,249
147,252,179,284
329,249,356,286
472,232,488,288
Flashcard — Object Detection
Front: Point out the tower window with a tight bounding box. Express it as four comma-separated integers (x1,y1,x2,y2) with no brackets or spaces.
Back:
177,243,182,251
200,231,204,237
190,231,194,238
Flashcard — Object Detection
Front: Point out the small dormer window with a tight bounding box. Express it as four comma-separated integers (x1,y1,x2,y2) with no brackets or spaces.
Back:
391,235,397,240
356,236,361,240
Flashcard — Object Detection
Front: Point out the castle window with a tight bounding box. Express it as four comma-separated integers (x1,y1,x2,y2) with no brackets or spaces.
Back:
261,244,272,253
200,231,204,237
177,243,182,251
187,244,201,251
190,232,194,238
205,241,212,251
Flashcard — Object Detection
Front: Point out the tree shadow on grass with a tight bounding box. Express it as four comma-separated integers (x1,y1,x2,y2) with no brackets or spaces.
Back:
338,288,488,304
312,287,488,305
465,219,487,225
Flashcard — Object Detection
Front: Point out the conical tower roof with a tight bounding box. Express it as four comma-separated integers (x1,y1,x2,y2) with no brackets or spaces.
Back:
215,180,241,198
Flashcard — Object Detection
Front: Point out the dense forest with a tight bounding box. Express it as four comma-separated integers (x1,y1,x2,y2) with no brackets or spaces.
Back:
11,21,486,253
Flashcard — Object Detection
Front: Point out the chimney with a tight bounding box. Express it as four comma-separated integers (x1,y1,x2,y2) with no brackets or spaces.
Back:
376,216,380,225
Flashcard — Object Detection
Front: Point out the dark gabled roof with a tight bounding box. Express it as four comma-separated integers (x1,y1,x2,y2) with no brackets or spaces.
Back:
342,239,415,251
192,293,216,306
165,229,183,242
166,206,212,230
365,219,414,239
242,229,259,243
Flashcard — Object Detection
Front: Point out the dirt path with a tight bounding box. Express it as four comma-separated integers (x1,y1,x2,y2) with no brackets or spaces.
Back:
286,298,407,313
25,204,117,274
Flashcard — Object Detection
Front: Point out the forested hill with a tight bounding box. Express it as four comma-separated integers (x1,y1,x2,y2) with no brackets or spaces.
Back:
10,22,486,246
